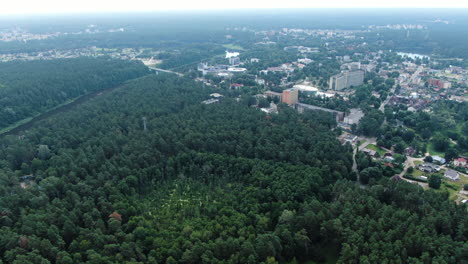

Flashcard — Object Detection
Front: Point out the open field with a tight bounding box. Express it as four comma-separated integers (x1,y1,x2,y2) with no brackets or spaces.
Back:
366,144,386,156
222,44,245,50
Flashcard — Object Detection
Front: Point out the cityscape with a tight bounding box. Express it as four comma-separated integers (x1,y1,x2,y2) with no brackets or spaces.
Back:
0,5,467,264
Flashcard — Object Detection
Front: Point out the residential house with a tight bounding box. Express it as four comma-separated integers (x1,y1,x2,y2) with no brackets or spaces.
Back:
417,163,440,173
432,156,446,165
362,148,377,157
404,147,416,157
453,157,467,168
230,83,244,90
444,169,460,181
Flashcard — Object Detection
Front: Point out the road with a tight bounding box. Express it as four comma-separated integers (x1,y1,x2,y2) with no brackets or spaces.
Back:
352,137,377,183
148,67,184,77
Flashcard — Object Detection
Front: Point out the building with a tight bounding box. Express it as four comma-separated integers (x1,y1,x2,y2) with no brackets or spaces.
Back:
260,102,278,114
265,91,283,101
404,147,416,157
282,88,299,105
295,103,345,122
201,99,219,105
444,169,460,181
229,56,241,65
329,70,365,90
453,157,467,168
428,79,452,89
342,134,358,144
293,84,319,96
210,93,224,99
362,148,377,157
432,156,446,165
250,58,260,63
230,83,244,90
418,163,439,173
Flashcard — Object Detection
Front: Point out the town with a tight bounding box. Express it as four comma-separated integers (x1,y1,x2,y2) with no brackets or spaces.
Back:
3,22,467,203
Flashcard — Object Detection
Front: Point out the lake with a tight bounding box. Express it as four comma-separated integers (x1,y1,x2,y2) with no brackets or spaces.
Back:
397,52,430,60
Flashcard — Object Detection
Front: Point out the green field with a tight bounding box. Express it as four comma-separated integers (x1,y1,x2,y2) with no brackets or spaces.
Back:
222,44,245,50
0,117,34,134
427,142,451,156
366,144,386,156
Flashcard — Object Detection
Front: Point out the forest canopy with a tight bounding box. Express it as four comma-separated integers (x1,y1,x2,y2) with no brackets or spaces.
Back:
0,74,465,263
0,57,149,130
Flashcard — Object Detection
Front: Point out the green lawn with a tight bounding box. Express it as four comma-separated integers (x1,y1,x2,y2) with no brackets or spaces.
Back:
408,169,428,178
0,117,34,134
427,142,453,156
366,144,386,156
222,44,245,51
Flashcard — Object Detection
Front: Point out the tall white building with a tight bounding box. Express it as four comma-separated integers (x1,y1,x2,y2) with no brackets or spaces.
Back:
329,70,365,90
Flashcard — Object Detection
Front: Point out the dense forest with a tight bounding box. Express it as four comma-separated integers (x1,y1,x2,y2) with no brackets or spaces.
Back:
0,74,466,263
0,57,149,130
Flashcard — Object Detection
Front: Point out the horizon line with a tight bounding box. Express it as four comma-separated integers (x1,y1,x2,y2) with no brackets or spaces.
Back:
1,7,468,17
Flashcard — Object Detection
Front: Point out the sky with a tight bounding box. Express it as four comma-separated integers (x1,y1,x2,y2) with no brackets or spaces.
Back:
1,0,468,15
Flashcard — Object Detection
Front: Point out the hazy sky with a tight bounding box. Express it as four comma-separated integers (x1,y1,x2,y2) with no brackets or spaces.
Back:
1,0,468,15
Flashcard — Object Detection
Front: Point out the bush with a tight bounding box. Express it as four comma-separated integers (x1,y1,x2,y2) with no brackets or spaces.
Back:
428,174,442,189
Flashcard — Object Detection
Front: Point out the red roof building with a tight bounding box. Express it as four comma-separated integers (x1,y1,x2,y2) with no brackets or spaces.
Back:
454,157,467,168
384,163,394,168
109,212,122,222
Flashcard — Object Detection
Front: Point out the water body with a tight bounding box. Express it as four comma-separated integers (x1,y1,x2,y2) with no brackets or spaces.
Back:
397,52,430,60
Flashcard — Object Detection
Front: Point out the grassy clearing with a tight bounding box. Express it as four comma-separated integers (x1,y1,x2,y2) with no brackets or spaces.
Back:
0,117,34,134
0,93,91,135
366,144,386,156
427,142,453,157
409,169,428,178
222,44,245,51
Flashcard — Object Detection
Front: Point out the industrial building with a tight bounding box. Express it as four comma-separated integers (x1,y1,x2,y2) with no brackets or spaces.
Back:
329,70,365,90
293,84,319,96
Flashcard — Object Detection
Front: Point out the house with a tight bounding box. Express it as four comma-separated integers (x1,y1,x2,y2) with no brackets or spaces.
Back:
342,134,358,144
210,93,224,99
362,148,377,157
260,102,278,114
444,169,460,181
383,163,394,168
417,163,439,173
404,147,416,157
383,156,394,163
201,99,219,105
453,157,467,168
109,212,122,221
230,83,244,90
432,156,446,165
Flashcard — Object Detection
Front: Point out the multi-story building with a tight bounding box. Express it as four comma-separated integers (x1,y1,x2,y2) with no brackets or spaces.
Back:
282,88,299,105
329,70,365,90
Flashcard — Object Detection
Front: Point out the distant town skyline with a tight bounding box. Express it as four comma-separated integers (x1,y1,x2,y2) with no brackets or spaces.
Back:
1,0,468,15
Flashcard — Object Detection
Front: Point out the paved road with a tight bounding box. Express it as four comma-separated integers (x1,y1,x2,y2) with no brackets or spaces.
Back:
148,67,183,77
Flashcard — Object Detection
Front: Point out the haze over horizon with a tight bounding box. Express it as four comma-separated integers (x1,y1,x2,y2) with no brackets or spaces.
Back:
2,0,468,15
